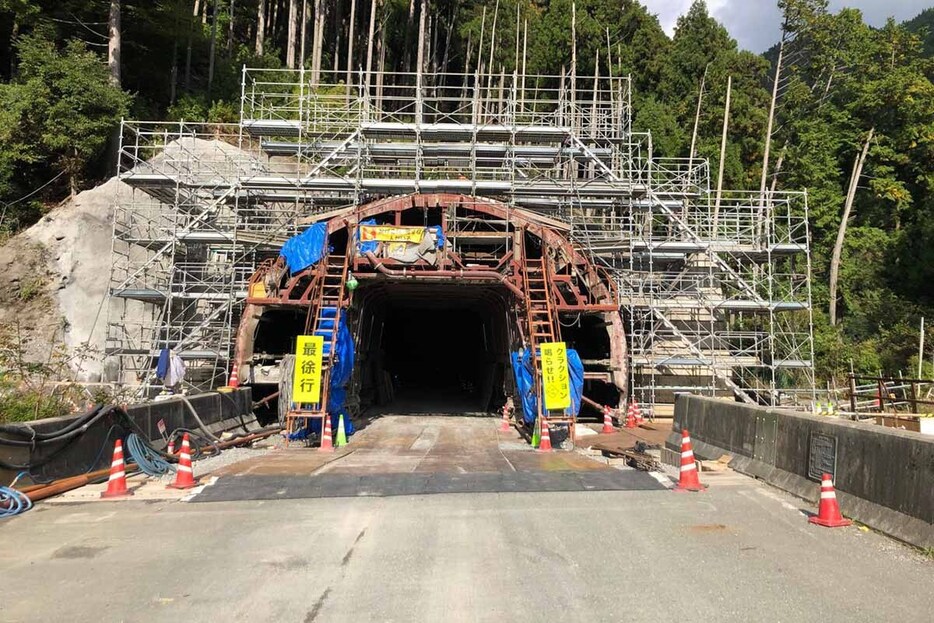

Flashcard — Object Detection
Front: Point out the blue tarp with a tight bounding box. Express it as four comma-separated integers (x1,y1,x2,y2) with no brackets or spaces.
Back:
356,218,379,255
429,225,445,249
510,348,584,425
280,222,328,273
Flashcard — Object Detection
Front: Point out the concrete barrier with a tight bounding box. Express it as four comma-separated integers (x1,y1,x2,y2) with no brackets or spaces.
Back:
668,394,934,549
1,389,253,485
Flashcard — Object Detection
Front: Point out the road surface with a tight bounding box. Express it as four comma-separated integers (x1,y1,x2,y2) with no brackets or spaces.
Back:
1,416,931,622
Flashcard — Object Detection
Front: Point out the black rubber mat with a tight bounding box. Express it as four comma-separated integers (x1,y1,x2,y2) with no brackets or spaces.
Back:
192,469,666,502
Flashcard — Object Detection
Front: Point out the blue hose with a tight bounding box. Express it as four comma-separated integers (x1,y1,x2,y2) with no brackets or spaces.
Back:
0,486,32,518
125,433,175,477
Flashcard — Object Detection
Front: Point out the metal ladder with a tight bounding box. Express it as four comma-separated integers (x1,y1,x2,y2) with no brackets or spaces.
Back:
521,255,571,430
287,250,352,439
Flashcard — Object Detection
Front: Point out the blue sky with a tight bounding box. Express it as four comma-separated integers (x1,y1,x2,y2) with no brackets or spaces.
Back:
641,0,931,52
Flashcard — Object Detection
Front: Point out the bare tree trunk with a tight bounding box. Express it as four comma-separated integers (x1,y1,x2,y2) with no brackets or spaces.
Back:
375,23,385,107
207,0,219,99
332,13,341,73
439,10,453,76
286,0,298,68
365,0,378,90
460,32,472,106
769,144,786,195
271,0,279,40
403,0,416,72
185,0,197,92
415,0,427,125
689,64,709,163
170,0,182,104
108,0,121,87
300,0,308,68
712,75,732,234
486,0,499,98
829,128,874,326
759,39,783,200
255,0,266,55
311,0,325,83
346,0,357,87
227,0,236,55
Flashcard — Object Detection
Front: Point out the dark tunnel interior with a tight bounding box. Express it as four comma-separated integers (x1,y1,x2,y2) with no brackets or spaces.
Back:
353,282,514,415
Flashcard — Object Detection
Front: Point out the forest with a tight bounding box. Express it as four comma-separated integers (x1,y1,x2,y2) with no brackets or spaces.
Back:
0,0,932,385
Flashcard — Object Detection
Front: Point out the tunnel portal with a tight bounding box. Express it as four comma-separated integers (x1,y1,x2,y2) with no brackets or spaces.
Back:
234,193,626,429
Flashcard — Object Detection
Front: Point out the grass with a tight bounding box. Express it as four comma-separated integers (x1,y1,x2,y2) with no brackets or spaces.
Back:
17,276,45,302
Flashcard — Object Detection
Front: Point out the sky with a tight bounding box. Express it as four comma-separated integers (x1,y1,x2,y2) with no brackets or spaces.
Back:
641,0,931,52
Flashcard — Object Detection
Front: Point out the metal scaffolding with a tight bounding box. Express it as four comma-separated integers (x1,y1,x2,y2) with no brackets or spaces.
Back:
107,67,814,406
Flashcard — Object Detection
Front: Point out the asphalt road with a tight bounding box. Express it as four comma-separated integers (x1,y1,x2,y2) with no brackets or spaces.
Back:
1,417,932,622
2,472,933,622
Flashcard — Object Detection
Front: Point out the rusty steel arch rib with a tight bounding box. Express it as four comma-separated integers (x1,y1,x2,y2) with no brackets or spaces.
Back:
234,193,628,404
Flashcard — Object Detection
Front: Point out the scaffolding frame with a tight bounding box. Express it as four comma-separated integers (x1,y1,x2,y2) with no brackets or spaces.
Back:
107,67,815,406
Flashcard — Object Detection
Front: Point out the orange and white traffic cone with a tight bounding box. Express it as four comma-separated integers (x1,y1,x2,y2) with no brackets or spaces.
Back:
673,429,705,492
167,433,197,489
625,403,638,429
166,439,175,455
634,401,645,424
537,416,553,452
500,404,511,432
809,474,852,527
601,405,615,434
320,414,334,453
101,439,133,498
228,360,240,389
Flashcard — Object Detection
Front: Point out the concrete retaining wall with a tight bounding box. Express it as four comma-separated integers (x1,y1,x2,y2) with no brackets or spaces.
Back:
669,394,934,549
1,389,253,485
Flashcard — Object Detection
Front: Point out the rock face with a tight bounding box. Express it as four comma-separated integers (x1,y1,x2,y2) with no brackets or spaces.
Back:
0,177,124,381
0,138,260,384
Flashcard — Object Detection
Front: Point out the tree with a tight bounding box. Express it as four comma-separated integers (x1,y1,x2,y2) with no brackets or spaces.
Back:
108,0,121,86
2,34,131,197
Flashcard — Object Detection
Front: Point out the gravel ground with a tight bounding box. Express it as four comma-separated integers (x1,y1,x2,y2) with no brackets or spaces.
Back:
153,445,274,484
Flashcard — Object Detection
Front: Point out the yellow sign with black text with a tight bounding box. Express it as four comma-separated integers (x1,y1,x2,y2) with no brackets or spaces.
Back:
540,341,571,411
359,225,424,243
293,335,324,404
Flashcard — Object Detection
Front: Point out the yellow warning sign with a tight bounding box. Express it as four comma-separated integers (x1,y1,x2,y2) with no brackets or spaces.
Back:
359,225,424,243
293,335,324,404
540,341,571,411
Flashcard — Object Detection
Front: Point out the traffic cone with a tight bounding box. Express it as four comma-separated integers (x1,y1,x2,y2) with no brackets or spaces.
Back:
320,414,334,452
101,439,133,498
601,405,615,434
167,433,197,489
228,360,239,389
537,417,553,453
673,429,705,492
166,439,175,455
634,401,645,424
809,474,852,527
500,404,511,432
624,403,638,429
335,413,348,447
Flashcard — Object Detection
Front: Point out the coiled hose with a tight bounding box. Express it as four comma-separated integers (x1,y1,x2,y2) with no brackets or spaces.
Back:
0,486,33,518
125,433,176,477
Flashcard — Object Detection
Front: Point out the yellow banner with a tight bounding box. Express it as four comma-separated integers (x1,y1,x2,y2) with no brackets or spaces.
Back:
359,225,424,243
293,335,324,404
540,341,571,411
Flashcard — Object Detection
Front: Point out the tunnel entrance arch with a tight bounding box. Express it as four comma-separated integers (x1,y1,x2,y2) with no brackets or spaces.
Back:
234,193,626,429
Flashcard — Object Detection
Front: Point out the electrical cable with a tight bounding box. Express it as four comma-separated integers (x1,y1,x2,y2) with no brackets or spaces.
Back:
178,396,222,442
167,427,220,459
0,486,33,518
125,433,175,477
